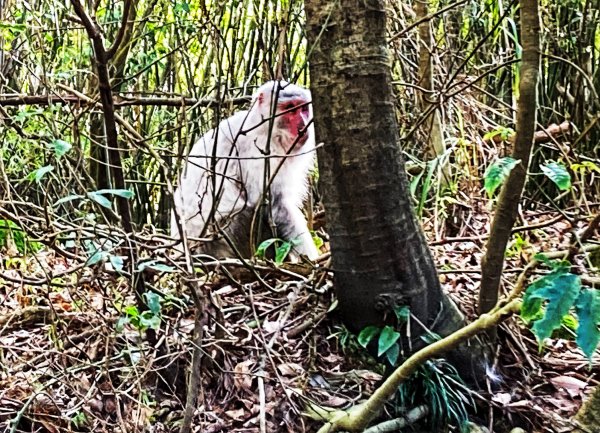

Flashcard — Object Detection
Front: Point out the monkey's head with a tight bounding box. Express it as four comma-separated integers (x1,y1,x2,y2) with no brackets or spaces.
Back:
252,80,315,153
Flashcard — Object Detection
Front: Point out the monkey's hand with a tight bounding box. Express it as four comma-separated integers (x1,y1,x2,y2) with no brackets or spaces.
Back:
291,230,320,261
273,200,319,261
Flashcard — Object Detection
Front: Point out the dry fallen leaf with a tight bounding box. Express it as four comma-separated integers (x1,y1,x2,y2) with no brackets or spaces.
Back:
234,360,255,391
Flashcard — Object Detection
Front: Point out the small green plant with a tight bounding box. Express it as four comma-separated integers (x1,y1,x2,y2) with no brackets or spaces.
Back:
70,410,88,429
117,292,163,332
357,306,410,366
483,126,514,142
396,359,474,432
506,233,531,258
0,219,42,254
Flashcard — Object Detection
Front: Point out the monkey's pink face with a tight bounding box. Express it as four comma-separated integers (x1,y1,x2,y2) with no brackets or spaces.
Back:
276,98,312,146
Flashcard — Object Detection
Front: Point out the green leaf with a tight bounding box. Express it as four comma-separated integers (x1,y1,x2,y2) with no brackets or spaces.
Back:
124,305,139,318
255,238,279,258
87,191,113,209
115,317,128,332
483,126,514,142
522,271,581,342
483,157,520,197
139,312,161,330
86,248,106,266
49,139,72,157
27,165,54,183
311,232,324,249
0,21,26,32
174,1,190,12
385,343,400,366
394,305,410,323
357,326,380,348
561,314,578,331
521,265,573,321
54,194,84,206
95,189,135,199
575,289,600,360
144,292,162,315
0,219,42,254
275,241,292,264
109,255,124,272
137,260,175,273
540,161,571,191
378,326,401,356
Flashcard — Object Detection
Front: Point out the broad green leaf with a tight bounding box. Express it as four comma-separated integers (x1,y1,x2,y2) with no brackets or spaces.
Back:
378,326,401,356
275,241,292,264
87,191,112,209
144,292,162,315
483,157,520,197
522,271,581,342
255,238,279,258
49,139,72,157
385,342,400,366
522,262,573,320
540,161,571,191
109,255,124,272
358,326,380,348
575,289,600,360
394,305,410,323
27,165,54,183
95,189,135,199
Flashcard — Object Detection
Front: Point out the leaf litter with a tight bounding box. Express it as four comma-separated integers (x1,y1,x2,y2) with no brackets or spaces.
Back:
0,206,597,433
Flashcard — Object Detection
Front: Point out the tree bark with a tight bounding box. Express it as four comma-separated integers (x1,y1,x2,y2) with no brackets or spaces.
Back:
479,0,540,314
305,0,463,343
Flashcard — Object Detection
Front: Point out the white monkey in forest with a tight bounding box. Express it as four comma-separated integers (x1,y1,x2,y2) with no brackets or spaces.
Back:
171,80,319,260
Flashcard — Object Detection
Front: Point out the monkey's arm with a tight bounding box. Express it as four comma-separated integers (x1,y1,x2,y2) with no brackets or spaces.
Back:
272,199,319,260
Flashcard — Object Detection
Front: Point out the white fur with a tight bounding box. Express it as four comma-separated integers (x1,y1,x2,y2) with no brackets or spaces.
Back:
171,81,318,259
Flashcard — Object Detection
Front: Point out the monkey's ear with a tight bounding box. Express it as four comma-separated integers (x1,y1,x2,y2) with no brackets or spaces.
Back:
257,92,265,105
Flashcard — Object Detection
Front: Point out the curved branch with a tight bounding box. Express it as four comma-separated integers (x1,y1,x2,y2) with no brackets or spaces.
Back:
478,0,541,314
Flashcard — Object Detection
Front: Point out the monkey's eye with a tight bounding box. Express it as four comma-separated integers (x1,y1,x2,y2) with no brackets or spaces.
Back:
283,103,295,111
301,105,309,114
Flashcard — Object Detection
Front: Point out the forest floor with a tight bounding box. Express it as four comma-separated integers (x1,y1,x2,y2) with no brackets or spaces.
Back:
0,202,597,433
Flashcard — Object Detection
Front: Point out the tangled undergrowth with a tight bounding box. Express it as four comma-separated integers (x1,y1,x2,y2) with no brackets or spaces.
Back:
1,204,597,433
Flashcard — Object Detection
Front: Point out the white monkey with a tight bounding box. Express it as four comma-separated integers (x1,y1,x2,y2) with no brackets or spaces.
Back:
171,80,319,260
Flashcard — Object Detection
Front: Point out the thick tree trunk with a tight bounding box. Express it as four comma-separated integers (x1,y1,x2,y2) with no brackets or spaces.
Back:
305,0,463,343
